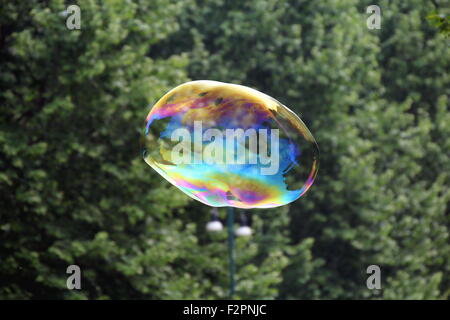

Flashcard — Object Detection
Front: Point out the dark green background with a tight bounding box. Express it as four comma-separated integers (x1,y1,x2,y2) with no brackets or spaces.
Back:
0,0,448,299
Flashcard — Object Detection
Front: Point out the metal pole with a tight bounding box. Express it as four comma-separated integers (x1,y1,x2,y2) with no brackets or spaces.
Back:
226,207,235,298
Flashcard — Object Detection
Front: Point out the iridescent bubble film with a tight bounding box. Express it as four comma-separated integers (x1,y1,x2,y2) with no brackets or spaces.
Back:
143,80,319,209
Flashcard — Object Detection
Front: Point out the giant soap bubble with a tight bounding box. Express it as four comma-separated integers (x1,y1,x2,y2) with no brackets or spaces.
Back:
143,80,319,209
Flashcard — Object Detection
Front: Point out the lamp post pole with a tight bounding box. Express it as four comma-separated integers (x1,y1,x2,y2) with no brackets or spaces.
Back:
226,207,236,297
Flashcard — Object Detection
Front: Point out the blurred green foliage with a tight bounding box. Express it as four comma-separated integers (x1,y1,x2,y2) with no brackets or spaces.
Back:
0,0,449,299
427,0,450,38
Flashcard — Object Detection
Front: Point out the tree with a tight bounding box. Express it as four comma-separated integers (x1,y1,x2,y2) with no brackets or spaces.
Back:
0,0,192,299
1,0,448,300
157,0,450,299
0,0,292,300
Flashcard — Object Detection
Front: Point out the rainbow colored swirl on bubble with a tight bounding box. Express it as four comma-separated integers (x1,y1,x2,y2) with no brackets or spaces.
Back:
143,80,319,209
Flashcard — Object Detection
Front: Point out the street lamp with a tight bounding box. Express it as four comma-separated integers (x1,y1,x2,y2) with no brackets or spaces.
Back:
236,213,252,237
206,207,252,298
206,208,223,232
